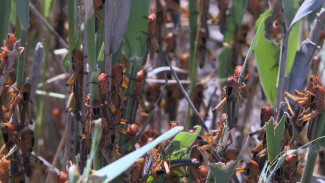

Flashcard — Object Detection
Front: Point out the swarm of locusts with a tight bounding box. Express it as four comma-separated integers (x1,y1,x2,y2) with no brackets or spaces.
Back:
2,0,325,182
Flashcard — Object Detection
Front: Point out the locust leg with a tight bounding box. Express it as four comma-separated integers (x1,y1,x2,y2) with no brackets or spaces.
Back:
212,97,226,113
299,110,320,123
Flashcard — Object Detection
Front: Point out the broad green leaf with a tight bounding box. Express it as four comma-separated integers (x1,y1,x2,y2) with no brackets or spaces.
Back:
0,0,11,43
255,10,279,107
161,125,201,161
124,0,149,60
89,126,184,183
266,115,285,163
289,0,325,29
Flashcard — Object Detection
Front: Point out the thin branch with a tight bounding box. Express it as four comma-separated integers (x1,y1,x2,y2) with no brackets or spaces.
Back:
275,0,289,109
146,79,190,84
29,2,69,49
165,56,209,132
45,124,68,182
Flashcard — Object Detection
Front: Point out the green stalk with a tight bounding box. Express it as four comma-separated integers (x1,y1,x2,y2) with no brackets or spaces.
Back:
83,120,102,180
15,0,29,88
120,0,150,152
68,0,75,70
0,0,11,146
84,0,100,170
0,0,11,42
34,35,50,155
300,113,325,183
16,28,27,88
120,63,138,150
11,1,29,182
186,0,202,129
35,0,53,156
84,0,99,99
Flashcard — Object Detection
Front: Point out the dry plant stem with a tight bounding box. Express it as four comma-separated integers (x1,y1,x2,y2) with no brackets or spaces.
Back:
45,124,68,183
275,0,289,109
28,42,44,100
278,8,325,120
0,40,22,94
29,2,69,49
165,57,208,132
104,0,113,75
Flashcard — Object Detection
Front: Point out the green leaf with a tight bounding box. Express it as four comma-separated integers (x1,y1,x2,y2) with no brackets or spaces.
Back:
284,0,300,76
218,47,233,80
284,0,300,25
89,126,184,183
43,0,52,18
289,0,325,29
208,155,241,183
238,16,263,85
286,21,300,75
124,0,150,59
223,0,247,43
161,125,201,161
83,120,103,181
266,114,285,163
61,51,71,72
0,0,11,43
16,0,30,28
255,10,279,107
97,42,105,74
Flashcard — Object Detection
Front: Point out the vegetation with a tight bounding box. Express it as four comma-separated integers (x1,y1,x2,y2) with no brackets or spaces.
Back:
0,0,325,182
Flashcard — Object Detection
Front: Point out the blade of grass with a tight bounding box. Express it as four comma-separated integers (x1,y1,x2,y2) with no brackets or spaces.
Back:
83,120,103,181
0,0,11,42
89,126,184,182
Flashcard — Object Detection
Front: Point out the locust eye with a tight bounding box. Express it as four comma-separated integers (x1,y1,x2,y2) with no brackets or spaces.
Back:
7,34,10,39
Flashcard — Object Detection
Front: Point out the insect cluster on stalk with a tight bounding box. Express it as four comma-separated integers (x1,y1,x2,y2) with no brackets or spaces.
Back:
0,33,49,182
